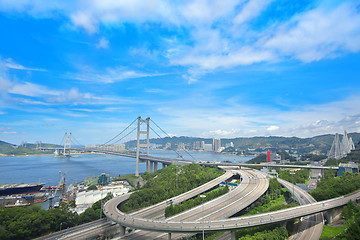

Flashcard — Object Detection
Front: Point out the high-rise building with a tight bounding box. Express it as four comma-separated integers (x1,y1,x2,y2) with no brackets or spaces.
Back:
204,144,213,152
193,141,201,150
212,138,221,152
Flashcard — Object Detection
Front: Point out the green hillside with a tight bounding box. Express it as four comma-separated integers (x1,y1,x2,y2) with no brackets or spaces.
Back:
0,141,61,155
0,140,16,153
125,132,360,155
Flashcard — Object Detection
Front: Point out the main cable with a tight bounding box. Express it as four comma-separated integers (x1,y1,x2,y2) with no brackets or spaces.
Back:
148,125,184,159
112,124,139,144
150,119,197,161
104,117,138,145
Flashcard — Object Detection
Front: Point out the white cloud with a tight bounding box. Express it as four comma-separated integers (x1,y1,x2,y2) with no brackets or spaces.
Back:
267,125,280,131
67,66,162,83
263,2,360,62
9,82,58,97
155,94,360,138
233,0,273,25
70,11,98,33
96,37,109,49
4,58,45,71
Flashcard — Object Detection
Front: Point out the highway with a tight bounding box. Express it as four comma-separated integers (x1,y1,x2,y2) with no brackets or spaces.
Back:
35,219,116,240
277,178,323,240
106,168,269,239
36,167,235,240
132,166,235,219
104,177,360,235
87,150,339,171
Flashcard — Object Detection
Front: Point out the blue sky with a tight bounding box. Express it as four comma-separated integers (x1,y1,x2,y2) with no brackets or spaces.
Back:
1,0,360,145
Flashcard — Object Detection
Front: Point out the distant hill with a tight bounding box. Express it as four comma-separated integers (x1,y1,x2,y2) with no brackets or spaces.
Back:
125,132,360,155
0,140,17,153
0,140,62,155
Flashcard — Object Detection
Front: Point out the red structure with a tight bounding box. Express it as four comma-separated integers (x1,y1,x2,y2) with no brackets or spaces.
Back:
267,151,272,162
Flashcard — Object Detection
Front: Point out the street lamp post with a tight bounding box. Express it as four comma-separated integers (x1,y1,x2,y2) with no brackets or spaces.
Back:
200,194,206,240
290,171,295,199
100,185,103,219
176,166,178,191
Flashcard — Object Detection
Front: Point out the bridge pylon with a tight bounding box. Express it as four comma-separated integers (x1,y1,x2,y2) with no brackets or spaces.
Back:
136,117,150,176
63,132,72,156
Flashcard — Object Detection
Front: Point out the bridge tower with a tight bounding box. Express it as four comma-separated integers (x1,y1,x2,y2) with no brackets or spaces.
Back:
135,117,150,176
63,132,72,156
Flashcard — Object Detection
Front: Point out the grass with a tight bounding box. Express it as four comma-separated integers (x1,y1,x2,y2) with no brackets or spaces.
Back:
115,174,138,187
246,195,298,215
320,224,348,239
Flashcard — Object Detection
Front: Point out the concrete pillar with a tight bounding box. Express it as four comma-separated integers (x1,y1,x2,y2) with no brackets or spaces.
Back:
321,169,325,178
149,161,154,173
231,230,236,240
146,160,151,172
154,161,158,172
168,232,171,240
162,162,166,168
119,225,126,236
326,209,339,224
309,169,311,179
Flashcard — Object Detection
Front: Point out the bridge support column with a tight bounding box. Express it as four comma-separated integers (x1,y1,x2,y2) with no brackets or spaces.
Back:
321,169,325,178
154,161,158,172
326,208,341,224
146,160,151,172
119,225,126,236
168,232,172,240
231,230,236,240
309,169,311,179
149,161,154,173
162,162,166,168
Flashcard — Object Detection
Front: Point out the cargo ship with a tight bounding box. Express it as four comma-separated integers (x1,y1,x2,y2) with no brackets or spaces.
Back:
0,183,45,196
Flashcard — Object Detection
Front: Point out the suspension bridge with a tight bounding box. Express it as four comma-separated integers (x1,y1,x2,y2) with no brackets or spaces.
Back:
39,117,359,240
55,116,340,180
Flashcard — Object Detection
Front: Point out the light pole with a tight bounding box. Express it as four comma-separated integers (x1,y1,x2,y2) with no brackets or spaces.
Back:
200,194,206,240
176,166,178,191
100,185,103,219
290,171,295,199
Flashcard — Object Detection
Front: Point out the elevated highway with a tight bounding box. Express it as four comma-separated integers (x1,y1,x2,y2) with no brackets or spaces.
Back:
36,167,234,240
277,178,323,240
88,150,339,171
105,168,269,239
104,179,360,238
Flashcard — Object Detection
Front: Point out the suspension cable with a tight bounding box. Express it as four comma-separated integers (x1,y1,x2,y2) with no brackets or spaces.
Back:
112,125,139,144
149,120,197,161
148,125,184,159
71,135,84,148
103,117,138,145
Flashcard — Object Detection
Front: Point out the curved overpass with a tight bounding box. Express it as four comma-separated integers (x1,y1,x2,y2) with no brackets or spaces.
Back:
104,169,269,236
277,178,323,240
104,183,360,234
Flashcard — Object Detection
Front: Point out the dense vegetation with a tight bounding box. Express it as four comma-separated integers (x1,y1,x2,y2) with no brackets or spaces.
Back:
246,154,266,163
310,173,360,201
278,169,309,184
165,185,229,217
239,178,290,215
320,201,360,240
300,153,327,161
236,225,289,240
0,194,112,240
119,164,223,212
